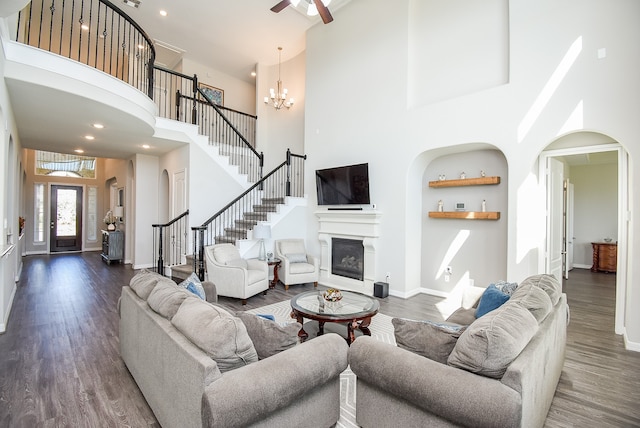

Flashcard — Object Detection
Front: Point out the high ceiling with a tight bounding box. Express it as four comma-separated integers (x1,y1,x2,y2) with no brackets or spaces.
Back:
4,0,351,160
121,0,351,82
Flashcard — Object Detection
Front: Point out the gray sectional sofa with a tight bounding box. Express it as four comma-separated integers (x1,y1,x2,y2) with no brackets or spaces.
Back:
349,274,568,428
119,270,349,428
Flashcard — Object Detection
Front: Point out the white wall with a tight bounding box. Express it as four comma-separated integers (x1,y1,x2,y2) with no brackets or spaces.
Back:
570,162,618,267
181,58,256,116
131,154,159,269
299,0,640,343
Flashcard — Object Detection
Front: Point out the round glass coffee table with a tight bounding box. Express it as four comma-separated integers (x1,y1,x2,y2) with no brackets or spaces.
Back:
290,290,380,345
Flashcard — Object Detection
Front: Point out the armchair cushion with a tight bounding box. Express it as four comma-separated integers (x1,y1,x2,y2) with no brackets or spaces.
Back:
278,240,306,255
212,245,241,264
225,258,248,269
286,253,308,263
171,297,258,372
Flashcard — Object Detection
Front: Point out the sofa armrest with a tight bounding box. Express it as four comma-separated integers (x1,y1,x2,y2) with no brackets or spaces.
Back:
202,333,348,427
202,281,217,303
350,336,521,428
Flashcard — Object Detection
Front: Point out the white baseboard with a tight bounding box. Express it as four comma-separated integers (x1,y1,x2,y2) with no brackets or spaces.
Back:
133,262,154,270
624,331,640,352
0,283,17,333
388,286,450,299
572,263,591,270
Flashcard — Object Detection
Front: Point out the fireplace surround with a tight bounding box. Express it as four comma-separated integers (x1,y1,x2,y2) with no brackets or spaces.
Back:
316,210,382,295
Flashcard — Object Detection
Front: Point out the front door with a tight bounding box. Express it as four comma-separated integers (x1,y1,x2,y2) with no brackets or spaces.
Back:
50,185,83,252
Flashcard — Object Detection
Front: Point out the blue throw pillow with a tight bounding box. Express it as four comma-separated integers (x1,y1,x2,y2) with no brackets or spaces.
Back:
257,314,276,321
475,284,510,318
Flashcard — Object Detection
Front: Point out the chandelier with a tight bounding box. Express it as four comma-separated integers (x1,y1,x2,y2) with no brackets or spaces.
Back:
264,47,294,110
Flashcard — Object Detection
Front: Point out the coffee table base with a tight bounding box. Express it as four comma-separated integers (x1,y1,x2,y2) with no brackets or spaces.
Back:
291,311,373,345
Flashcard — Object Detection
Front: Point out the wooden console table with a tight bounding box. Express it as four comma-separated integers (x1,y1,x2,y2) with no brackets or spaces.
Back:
591,242,617,273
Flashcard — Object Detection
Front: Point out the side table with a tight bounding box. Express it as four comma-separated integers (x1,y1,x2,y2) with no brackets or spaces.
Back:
267,258,281,289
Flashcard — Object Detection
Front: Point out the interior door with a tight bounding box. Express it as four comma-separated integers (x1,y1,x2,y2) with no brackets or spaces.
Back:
50,185,83,252
547,158,564,281
564,181,574,279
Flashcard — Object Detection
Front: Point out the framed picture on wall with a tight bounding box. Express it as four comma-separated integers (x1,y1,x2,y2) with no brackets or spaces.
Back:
199,83,224,106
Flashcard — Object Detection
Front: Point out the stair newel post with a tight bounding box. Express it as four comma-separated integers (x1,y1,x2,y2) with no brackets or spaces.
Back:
259,152,265,191
192,74,198,125
157,226,164,276
197,227,206,281
286,148,292,197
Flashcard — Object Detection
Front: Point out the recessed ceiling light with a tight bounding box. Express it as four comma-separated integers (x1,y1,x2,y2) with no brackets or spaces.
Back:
160,10,167,16
251,71,256,77
93,123,104,129
142,144,150,149
137,44,145,50
85,135,95,140
74,149,84,153
81,24,89,31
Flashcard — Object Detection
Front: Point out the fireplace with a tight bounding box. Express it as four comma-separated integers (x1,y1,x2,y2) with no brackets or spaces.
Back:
316,210,382,295
331,238,364,281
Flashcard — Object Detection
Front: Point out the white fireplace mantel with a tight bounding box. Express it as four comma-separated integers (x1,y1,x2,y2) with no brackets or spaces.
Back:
316,210,382,295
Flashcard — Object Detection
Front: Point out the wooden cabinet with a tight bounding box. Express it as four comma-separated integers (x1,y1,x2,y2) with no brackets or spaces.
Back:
101,230,124,264
427,176,501,220
591,242,617,273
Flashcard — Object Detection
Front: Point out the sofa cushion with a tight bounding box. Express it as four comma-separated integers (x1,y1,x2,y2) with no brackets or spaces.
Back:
509,281,552,323
475,284,510,318
147,280,191,320
171,298,258,372
392,318,467,364
235,312,301,359
448,302,539,378
446,307,476,325
129,269,164,300
523,274,562,305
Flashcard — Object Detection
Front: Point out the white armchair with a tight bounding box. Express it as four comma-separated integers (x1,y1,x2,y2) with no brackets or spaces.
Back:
204,243,268,305
274,239,319,290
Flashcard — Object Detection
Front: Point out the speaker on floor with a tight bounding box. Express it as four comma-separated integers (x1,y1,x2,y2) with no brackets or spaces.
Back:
374,281,389,298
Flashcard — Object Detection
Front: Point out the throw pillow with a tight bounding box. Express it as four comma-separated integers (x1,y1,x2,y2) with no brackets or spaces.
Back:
286,253,308,263
171,298,258,372
493,280,519,296
178,272,206,300
445,307,476,326
392,318,467,364
235,312,301,359
448,302,538,378
147,281,191,320
475,284,510,318
225,258,249,269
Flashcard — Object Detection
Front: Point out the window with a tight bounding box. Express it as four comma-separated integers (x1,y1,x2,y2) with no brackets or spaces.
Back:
34,183,45,243
35,150,96,179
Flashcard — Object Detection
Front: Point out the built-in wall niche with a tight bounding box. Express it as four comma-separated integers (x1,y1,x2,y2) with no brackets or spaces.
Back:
422,148,508,291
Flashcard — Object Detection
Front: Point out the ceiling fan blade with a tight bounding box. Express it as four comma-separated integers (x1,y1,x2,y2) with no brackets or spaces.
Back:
313,0,334,24
271,0,291,13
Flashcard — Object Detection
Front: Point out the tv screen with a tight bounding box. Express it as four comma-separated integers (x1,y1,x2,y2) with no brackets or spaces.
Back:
316,163,371,206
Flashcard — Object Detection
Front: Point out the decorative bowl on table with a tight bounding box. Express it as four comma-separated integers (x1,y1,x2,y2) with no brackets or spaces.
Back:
323,288,343,302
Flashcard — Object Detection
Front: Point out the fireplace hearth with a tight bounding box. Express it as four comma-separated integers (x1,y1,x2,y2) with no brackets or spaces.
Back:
331,238,364,281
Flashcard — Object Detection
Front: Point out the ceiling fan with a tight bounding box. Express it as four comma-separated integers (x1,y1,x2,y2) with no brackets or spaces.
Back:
270,0,334,24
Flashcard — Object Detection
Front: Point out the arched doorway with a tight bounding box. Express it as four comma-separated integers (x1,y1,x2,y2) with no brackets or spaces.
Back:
540,133,629,335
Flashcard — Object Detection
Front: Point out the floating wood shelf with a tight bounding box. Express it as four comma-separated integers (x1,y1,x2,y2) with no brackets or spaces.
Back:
428,176,500,188
428,211,500,220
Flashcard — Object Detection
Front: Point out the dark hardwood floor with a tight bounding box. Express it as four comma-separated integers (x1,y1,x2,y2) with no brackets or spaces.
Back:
0,252,638,427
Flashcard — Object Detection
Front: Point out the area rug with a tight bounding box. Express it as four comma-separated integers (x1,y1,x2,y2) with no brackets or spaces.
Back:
246,300,396,428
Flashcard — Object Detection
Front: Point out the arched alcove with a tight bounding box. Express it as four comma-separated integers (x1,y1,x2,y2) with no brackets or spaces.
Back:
422,147,508,296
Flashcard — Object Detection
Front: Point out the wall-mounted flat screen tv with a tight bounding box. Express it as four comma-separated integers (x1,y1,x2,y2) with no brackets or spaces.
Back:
316,163,371,206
